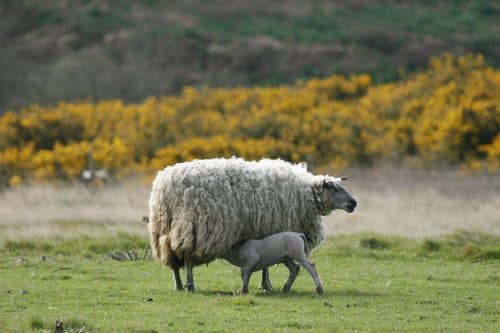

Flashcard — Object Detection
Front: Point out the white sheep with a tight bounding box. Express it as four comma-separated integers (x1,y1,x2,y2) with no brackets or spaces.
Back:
221,231,324,295
148,158,357,292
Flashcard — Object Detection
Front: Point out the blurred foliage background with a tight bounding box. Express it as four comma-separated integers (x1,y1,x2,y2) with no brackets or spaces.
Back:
1,0,499,110
0,1,499,186
1,54,499,186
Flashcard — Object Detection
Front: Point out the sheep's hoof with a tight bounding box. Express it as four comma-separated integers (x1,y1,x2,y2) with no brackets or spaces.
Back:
316,286,324,295
282,285,291,293
185,284,195,292
240,287,249,295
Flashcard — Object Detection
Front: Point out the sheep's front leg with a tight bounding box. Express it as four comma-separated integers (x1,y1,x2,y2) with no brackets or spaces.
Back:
184,261,195,292
260,268,274,292
172,266,183,291
240,268,253,294
282,258,300,293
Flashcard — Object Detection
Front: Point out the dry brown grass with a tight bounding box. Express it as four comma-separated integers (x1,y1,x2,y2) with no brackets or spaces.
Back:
0,169,498,244
0,180,151,243
326,168,500,237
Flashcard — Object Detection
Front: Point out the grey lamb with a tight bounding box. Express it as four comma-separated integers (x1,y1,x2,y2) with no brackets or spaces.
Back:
222,231,324,295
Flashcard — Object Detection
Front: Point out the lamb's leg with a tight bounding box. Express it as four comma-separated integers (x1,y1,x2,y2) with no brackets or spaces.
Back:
240,268,253,294
260,268,274,292
282,258,300,293
172,266,183,291
295,255,324,295
184,261,195,292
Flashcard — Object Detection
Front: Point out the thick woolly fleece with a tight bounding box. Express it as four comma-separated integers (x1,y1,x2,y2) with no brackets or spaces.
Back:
148,158,336,268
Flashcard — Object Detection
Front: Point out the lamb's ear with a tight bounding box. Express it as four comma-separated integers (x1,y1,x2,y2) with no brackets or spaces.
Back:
340,177,348,181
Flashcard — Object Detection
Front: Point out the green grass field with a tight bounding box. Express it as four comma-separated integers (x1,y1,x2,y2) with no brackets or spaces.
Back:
1,232,498,332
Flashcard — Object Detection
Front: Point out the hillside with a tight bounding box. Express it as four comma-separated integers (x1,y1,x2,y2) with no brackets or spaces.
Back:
1,0,499,111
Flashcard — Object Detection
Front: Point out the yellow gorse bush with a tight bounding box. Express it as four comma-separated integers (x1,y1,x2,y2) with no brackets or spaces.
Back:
0,54,498,185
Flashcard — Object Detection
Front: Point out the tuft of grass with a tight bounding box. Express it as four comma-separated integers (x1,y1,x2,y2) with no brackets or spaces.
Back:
30,317,45,330
442,230,499,248
359,236,390,250
417,239,443,257
4,240,35,251
231,297,258,307
454,244,500,262
474,249,500,261
421,239,442,252
285,321,314,330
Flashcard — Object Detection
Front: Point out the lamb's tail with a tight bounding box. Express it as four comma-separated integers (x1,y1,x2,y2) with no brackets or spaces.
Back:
298,233,310,256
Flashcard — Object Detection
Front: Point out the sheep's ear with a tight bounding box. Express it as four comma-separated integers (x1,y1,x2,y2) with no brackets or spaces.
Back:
322,179,336,189
340,177,348,181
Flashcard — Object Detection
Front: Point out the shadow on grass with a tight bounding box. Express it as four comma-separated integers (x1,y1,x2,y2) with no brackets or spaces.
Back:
198,288,381,298
197,290,236,296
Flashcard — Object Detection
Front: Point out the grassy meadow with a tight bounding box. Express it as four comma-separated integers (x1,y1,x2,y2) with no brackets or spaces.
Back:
0,170,499,332
1,232,499,332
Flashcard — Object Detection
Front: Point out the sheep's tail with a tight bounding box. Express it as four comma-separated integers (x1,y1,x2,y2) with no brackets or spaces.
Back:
147,212,163,262
298,233,310,256
148,189,173,266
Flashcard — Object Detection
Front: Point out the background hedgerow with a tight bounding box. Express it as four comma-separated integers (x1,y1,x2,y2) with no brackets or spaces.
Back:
0,54,498,186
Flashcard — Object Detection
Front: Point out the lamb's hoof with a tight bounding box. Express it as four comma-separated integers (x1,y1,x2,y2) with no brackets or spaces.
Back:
282,285,291,294
240,288,249,295
174,286,184,292
316,286,324,295
185,284,195,292
262,286,275,293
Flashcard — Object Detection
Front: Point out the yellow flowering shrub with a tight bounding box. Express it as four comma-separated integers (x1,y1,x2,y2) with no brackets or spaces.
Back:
479,134,500,171
0,54,498,186
0,142,35,184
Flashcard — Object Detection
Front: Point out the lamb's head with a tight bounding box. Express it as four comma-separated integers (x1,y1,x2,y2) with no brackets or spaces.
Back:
312,176,357,215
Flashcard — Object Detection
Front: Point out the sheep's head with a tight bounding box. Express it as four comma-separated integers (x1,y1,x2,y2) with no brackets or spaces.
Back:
312,177,357,215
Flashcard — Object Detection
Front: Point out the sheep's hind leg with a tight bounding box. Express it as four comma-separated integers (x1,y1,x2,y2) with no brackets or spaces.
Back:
172,266,183,291
282,258,300,293
260,268,274,292
184,261,195,292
